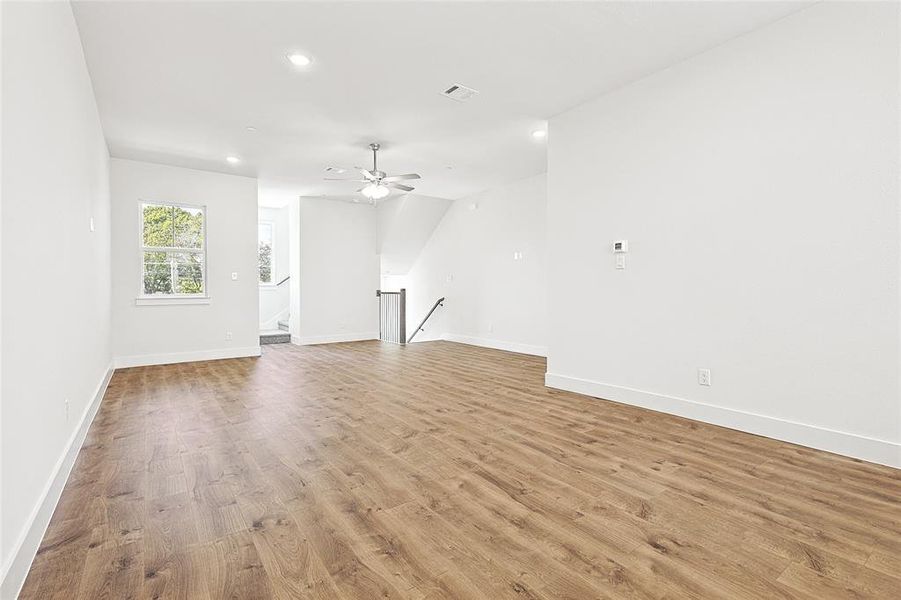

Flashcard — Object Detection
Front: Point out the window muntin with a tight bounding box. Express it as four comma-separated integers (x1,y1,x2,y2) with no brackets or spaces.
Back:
141,202,206,296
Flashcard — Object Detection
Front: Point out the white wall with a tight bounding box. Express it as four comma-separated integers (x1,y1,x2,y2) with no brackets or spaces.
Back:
377,193,452,278
296,198,379,344
547,2,900,467
393,174,547,355
259,205,290,330
110,159,259,366
1,2,112,595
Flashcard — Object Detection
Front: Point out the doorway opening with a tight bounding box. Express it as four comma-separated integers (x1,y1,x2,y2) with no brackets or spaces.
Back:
259,205,291,344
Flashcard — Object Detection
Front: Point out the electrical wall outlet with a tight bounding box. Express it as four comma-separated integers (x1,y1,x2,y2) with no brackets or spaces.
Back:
226,331,233,341
698,368,711,386
64,398,70,421
231,272,238,281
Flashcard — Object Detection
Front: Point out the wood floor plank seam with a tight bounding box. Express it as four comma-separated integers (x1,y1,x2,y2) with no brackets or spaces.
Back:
18,340,901,600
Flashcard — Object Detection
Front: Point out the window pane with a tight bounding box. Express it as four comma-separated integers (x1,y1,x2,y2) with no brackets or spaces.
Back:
140,204,206,297
259,242,272,283
143,250,167,263
143,251,173,295
174,206,204,249
259,225,272,284
143,204,174,247
259,222,273,283
173,251,204,294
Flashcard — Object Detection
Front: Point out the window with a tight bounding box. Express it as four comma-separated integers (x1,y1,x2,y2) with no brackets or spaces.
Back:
259,221,274,284
141,202,205,296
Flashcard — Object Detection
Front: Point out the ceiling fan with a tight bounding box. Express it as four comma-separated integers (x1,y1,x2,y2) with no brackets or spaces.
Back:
324,143,420,202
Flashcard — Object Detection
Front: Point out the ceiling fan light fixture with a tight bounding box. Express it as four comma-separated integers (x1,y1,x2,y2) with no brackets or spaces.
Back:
362,183,390,200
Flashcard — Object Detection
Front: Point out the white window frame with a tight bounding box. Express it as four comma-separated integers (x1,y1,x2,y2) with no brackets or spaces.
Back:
136,200,209,305
258,220,276,287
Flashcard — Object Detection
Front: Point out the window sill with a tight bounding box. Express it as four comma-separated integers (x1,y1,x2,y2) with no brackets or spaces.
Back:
135,296,210,306
259,284,277,291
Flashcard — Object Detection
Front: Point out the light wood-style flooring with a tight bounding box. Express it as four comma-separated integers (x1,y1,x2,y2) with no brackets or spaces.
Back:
20,341,901,599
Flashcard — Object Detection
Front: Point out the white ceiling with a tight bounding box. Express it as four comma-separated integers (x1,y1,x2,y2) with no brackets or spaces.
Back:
72,1,811,204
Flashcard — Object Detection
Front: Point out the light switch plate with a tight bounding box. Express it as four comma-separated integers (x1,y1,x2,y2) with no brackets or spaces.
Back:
231,272,238,280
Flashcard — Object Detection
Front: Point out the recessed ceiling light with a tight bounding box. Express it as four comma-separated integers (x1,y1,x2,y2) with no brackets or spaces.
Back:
245,126,257,133
226,156,240,164
531,130,547,140
287,53,312,67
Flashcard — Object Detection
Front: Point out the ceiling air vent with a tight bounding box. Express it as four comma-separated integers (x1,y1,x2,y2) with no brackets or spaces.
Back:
441,83,479,103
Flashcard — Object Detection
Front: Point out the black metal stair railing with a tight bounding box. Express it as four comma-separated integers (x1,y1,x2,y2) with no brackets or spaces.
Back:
407,297,445,343
376,289,406,344
377,290,445,345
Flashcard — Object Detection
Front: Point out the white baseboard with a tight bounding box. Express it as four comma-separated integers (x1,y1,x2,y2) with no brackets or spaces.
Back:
545,373,901,469
292,332,378,345
113,346,261,368
442,333,547,357
0,364,114,599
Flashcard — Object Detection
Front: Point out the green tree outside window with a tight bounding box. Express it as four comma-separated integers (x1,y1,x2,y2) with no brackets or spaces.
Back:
141,203,205,295
258,221,273,284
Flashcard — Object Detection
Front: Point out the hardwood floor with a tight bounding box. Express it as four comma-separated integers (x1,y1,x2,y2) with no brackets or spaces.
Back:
19,341,901,599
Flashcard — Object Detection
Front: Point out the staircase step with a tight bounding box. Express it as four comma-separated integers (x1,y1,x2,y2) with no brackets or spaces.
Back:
260,331,290,345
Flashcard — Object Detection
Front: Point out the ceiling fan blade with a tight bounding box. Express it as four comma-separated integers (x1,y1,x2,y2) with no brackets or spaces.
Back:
324,177,366,181
387,183,415,192
355,167,376,181
381,173,421,183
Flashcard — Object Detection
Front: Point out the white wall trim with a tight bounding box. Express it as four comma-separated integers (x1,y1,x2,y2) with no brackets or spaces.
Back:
135,295,210,306
0,364,114,600
441,333,548,357
545,373,901,469
113,346,261,368
292,332,378,345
